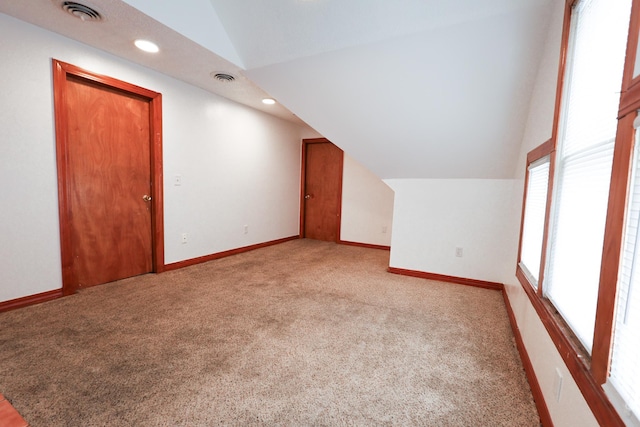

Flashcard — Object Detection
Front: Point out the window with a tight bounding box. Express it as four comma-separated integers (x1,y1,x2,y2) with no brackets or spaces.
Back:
519,155,551,287
605,120,640,425
544,0,631,353
515,0,639,424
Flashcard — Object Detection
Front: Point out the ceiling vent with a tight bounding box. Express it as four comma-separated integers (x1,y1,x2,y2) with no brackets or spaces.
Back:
61,1,102,21
211,73,236,83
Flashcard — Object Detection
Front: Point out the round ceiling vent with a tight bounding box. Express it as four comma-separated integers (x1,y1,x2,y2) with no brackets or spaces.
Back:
61,1,102,21
211,72,236,83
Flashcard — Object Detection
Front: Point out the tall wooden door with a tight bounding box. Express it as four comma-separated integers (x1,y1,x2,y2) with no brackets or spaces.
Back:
53,60,164,293
302,139,344,242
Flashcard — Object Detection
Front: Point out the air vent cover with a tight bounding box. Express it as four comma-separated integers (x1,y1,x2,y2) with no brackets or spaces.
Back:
61,1,102,21
211,73,236,83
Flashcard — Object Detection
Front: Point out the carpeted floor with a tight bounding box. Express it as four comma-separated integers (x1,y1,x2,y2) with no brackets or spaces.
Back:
0,239,539,426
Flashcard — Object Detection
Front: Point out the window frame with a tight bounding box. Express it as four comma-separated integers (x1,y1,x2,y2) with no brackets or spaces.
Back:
517,139,554,291
515,0,640,425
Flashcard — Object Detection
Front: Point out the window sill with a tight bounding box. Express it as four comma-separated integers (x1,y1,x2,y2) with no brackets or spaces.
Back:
515,266,624,426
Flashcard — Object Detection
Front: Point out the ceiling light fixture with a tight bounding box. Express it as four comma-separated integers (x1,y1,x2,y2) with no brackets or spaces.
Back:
134,39,159,53
262,98,276,105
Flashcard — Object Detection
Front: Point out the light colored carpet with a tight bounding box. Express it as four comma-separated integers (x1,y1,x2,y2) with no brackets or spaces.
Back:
0,239,539,426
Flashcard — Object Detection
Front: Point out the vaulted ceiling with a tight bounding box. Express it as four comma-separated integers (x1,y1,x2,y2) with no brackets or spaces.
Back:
0,0,555,179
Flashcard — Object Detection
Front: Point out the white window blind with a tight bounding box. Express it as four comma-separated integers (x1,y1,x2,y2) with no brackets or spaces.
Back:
544,0,631,353
605,122,640,427
520,157,550,287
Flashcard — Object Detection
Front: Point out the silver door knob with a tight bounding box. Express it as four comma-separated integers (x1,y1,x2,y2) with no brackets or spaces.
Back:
305,194,311,199
142,195,152,201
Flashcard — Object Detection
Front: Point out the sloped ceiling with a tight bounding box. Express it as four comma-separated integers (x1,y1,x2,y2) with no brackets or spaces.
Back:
0,0,554,180
211,0,554,179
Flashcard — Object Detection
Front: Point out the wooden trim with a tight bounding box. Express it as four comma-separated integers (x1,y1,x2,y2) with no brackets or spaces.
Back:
549,0,574,151
300,138,344,243
537,149,556,296
0,394,28,427
516,267,625,427
501,288,553,427
387,267,503,291
150,95,165,273
52,59,75,295
517,139,553,276
52,59,164,292
299,140,308,239
338,240,390,251
0,289,63,313
619,0,640,117
592,113,637,383
336,148,344,242
526,139,554,164
621,0,640,93
164,236,300,271
619,81,640,117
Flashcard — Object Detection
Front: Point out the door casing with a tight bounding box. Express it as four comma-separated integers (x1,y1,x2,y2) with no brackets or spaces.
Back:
52,59,165,295
300,138,344,242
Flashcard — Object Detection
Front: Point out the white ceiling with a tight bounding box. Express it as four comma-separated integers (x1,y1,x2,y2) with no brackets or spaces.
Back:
0,0,555,179
0,0,301,123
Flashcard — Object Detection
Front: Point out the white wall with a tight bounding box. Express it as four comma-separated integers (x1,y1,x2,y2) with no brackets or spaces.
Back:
341,155,394,247
385,179,520,284
0,13,306,303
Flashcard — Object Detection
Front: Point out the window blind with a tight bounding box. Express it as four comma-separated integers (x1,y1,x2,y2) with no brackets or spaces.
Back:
544,0,631,353
520,157,550,287
605,123,640,426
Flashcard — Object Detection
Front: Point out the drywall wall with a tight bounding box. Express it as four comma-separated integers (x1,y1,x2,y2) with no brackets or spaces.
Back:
385,179,520,284
0,13,305,303
341,155,394,247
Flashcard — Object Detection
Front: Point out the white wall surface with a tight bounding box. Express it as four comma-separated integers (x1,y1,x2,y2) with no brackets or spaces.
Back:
385,179,520,284
341,155,394,247
0,13,305,302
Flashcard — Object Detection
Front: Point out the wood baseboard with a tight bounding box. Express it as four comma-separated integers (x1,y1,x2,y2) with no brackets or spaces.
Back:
0,394,28,427
387,267,503,291
338,240,390,251
502,288,553,427
0,289,63,313
164,235,300,271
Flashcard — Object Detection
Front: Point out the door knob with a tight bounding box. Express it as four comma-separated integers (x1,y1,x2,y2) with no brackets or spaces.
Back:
142,195,152,201
305,194,311,199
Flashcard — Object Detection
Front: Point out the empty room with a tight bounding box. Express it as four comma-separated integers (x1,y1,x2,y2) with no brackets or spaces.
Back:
1,0,639,426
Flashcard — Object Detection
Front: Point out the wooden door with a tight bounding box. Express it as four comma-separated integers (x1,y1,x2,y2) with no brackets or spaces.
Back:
53,60,164,294
302,139,344,242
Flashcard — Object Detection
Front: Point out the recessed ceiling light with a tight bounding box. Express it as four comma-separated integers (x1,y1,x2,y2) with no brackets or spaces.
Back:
134,39,159,53
262,98,276,105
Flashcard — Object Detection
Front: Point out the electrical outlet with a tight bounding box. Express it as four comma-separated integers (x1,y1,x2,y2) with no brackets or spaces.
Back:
554,368,563,402
181,233,188,244
382,225,388,234
174,174,182,186
244,225,248,234
455,247,463,257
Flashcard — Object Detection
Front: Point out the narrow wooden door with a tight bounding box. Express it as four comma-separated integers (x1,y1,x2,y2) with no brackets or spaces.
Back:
64,76,153,288
302,139,344,242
